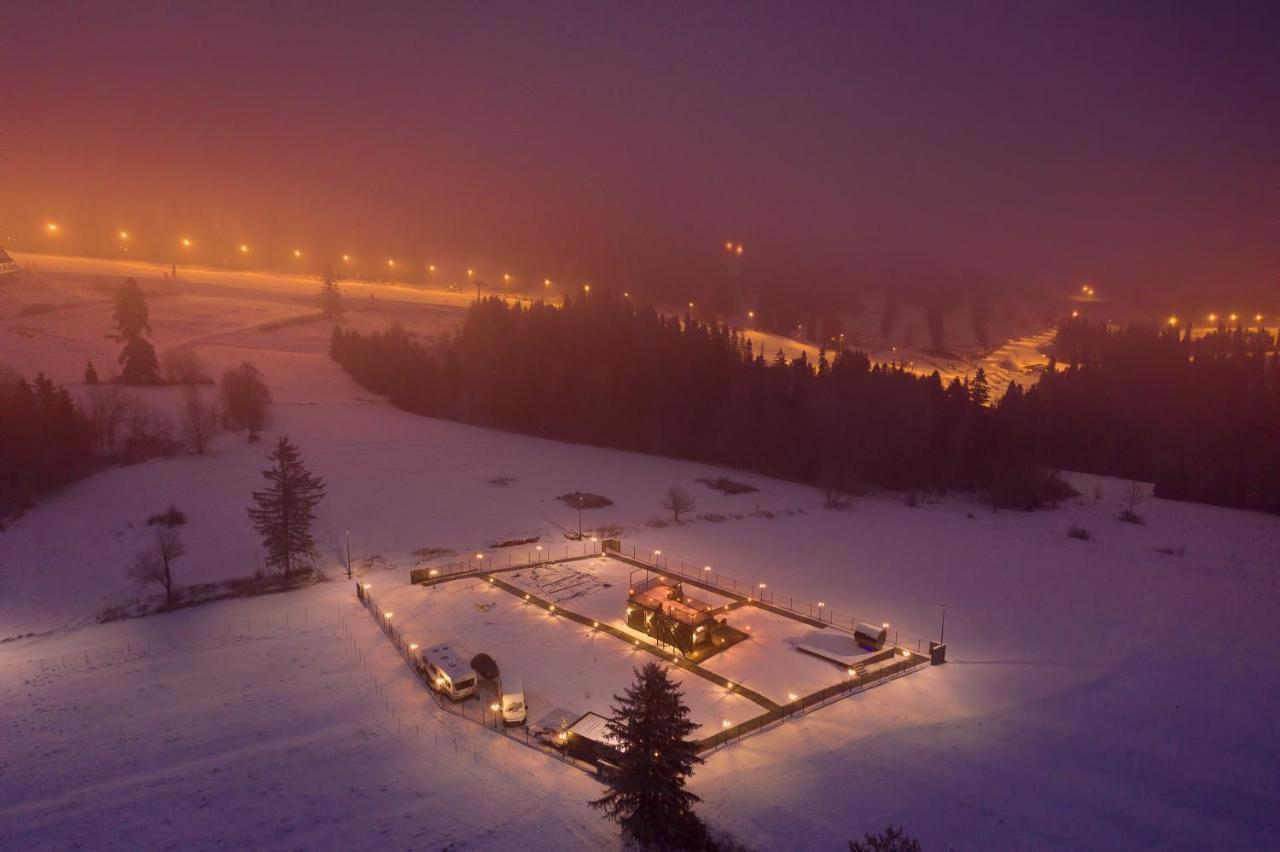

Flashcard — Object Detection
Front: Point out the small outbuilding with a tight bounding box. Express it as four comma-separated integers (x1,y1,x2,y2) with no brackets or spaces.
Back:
563,711,622,766
854,622,888,651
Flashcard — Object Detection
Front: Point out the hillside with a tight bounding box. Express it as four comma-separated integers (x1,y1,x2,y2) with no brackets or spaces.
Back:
2,259,1278,850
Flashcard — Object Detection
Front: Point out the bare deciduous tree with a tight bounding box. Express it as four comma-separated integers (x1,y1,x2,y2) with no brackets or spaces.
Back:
122,394,176,458
161,346,210,385
85,384,131,453
662,485,696,522
220,362,272,441
180,386,222,455
1118,481,1145,524
132,528,186,606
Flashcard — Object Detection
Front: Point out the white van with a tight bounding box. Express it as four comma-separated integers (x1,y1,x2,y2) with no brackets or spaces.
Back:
499,674,526,725
422,643,477,701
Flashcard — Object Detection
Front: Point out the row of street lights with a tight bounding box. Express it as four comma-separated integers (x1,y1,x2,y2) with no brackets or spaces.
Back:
36,222,756,313
38,221,585,289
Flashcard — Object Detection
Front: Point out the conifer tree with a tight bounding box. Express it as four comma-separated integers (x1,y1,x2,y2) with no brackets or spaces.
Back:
118,335,160,384
114,278,160,383
247,436,326,576
319,268,344,318
970,367,991,407
590,662,707,850
113,277,150,339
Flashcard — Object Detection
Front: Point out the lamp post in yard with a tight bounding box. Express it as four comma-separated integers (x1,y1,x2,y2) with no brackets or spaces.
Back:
938,602,946,644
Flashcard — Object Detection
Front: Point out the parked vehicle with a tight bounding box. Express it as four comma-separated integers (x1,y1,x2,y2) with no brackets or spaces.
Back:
421,643,477,700
470,652,500,680
499,674,526,725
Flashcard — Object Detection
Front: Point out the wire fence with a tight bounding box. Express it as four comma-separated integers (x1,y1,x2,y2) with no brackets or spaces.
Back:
698,652,930,752
611,545,936,654
408,540,603,585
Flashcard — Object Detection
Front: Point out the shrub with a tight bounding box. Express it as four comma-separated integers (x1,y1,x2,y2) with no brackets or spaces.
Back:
146,503,188,527
1067,525,1093,541
1117,508,1144,524
556,492,613,509
162,347,212,385
985,465,1078,511
849,824,922,852
695,476,758,495
412,546,455,561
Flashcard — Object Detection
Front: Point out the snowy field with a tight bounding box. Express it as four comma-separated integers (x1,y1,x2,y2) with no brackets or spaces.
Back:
3,258,1279,849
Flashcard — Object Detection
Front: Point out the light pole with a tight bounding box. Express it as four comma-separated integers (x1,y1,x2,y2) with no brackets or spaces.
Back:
345,530,352,579
938,603,946,644
577,495,584,538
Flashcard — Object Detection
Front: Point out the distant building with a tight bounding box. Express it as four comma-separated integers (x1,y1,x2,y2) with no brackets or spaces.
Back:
0,249,19,277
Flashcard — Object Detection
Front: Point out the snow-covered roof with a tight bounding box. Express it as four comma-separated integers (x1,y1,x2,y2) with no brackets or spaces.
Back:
568,711,619,747
424,643,474,682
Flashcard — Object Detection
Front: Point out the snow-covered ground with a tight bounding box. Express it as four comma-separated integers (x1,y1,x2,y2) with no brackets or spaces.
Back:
2,259,1279,849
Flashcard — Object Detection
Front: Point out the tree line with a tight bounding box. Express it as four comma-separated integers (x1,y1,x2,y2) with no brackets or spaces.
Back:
331,294,1280,515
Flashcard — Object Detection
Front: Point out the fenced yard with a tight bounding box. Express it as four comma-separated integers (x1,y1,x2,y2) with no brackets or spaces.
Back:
353,541,936,768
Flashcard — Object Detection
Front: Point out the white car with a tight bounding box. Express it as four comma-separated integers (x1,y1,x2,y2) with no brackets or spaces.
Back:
499,674,526,725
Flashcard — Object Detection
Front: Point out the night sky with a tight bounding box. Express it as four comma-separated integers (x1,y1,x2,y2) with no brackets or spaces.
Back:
3,1,1277,299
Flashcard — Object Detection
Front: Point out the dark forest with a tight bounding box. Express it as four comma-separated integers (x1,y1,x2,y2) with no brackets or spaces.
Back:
331,295,1280,514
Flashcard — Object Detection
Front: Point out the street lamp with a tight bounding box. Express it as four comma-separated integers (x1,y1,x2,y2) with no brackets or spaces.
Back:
46,222,59,234
345,530,352,579
240,244,249,254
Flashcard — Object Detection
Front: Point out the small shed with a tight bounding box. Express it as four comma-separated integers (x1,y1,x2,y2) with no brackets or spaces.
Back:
563,711,622,766
854,622,887,651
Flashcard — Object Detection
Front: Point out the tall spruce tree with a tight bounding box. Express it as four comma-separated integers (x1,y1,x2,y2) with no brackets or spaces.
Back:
590,662,707,850
319,268,344,318
114,278,160,383
113,277,151,339
247,436,326,576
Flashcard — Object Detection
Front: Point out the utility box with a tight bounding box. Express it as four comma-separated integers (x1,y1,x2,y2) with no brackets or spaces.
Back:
601,538,621,553
929,641,947,665
356,581,366,603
